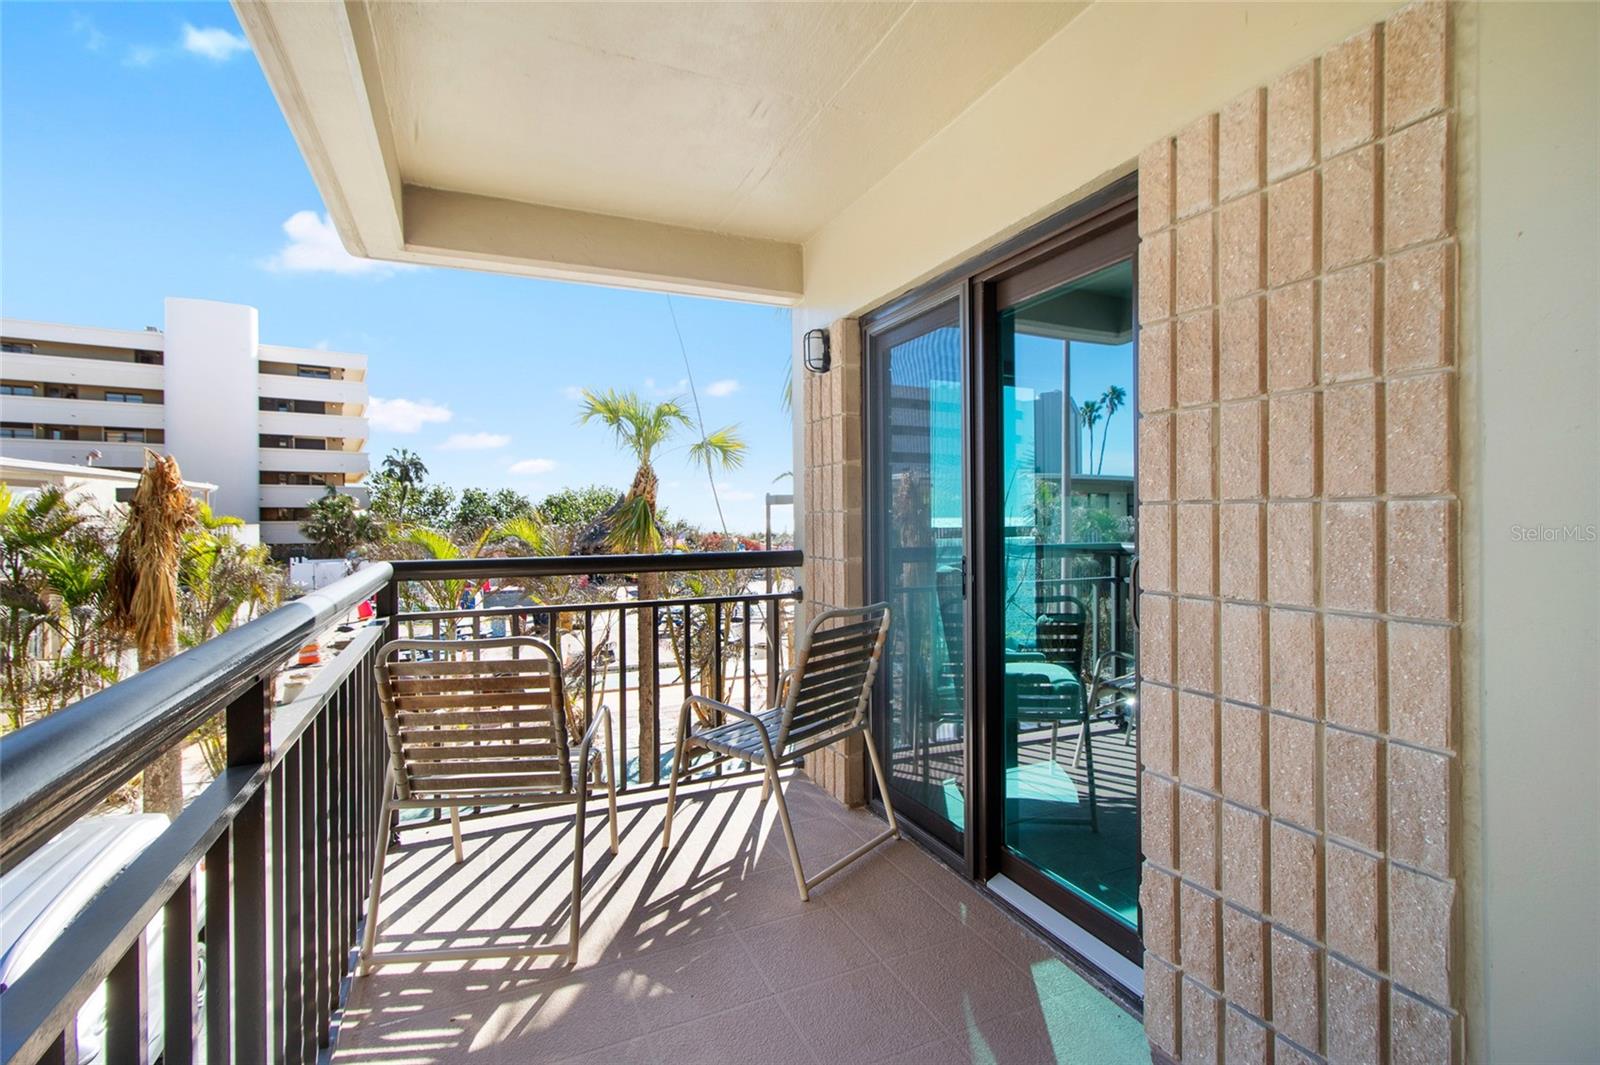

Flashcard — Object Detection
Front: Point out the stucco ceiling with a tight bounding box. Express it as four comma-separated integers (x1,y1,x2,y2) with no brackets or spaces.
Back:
372,2,1083,243
237,1,1087,301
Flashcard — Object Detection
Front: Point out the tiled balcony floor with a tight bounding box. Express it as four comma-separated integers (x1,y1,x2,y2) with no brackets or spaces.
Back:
334,771,1150,1065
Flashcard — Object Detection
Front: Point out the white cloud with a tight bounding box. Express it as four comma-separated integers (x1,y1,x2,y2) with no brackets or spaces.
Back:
440,432,510,451
562,386,585,401
263,211,415,276
642,376,688,398
124,45,159,67
509,458,558,476
715,483,758,502
181,24,250,62
71,13,107,52
705,378,740,397
368,397,452,434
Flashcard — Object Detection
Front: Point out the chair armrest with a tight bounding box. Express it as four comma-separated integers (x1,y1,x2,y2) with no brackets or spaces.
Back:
576,704,614,788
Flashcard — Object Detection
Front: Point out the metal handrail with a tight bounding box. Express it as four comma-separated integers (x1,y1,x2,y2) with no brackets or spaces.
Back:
387,548,800,581
0,562,393,874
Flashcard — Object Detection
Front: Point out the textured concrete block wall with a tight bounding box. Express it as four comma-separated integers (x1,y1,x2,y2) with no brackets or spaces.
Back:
1136,5,1460,1062
800,317,867,806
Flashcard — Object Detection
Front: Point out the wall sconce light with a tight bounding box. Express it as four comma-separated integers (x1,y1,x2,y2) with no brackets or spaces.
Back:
802,328,831,374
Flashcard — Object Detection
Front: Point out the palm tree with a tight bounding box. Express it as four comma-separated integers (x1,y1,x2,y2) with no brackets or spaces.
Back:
1079,398,1103,475
664,296,750,534
300,488,381,558
379,448,428,525
1097,384,1127,474
181,523,284,777
106,452,198,816
0,484,86,728
579,388,745,783
180,518,282,647
30,541,112,707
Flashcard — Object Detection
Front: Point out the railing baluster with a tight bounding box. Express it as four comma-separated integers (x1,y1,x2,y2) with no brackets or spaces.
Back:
582,610,594,735
105,934,147,1065
162,873,199,1065
314,716,332,1047
205,827,232,1065
227,678,269,1065
38,1027,78,1065
743,601,754,713
270,761,287,1065
282,745,303,1065
327,687,345,1024
298,723,318,1065
616,605,629,792
712,600,724,777
650,605,661,785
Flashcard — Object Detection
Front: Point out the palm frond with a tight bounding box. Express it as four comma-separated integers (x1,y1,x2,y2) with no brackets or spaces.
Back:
605,495,662,554
688,425,747,470
400,526,461,561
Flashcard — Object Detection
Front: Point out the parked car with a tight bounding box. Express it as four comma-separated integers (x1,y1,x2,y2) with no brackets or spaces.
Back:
0,814,196,1063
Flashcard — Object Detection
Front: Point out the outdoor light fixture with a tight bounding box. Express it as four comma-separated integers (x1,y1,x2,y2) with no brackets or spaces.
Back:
802,328,831,374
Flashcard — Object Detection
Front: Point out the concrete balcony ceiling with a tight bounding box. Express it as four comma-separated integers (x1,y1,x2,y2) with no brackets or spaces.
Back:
236,1,1086,303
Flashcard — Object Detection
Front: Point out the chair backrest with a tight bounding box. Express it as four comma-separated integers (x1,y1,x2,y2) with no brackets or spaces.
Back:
776,603,892,755
374,637,572,804
1036,596,1089,675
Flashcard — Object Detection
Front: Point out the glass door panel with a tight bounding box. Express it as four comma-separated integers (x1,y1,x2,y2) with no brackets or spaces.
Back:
996,258,1139,929
870,301,967,848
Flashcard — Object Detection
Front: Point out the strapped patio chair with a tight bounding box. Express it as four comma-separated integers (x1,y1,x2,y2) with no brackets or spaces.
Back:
359,637,618,973
660,603,897,901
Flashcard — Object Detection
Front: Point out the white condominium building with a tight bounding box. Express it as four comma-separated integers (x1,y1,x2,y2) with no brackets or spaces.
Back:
0,297,369,556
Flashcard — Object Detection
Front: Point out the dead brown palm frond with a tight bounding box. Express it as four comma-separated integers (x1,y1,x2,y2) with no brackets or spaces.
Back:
105,451,197,665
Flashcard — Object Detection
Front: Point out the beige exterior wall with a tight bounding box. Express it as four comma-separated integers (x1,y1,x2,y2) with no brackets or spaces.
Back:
1456,4,1600,1062
1136,7,1461,1061
800,317,868,805
795,1,1598,1060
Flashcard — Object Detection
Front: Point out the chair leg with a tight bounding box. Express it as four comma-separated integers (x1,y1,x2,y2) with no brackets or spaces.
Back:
359,769,397,975
660,719,692,850
604,712,619,855
448,805,464,863
765,759,810,902
760,772,772,802
568,793,586,967
861,729,901,839
1050,719,1059,763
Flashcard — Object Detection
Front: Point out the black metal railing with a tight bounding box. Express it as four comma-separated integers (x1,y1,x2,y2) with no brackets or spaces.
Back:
382,550,803,789
0,550,800,1065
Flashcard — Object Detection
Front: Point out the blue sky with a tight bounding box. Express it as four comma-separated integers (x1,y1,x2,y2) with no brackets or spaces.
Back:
0,2,795,532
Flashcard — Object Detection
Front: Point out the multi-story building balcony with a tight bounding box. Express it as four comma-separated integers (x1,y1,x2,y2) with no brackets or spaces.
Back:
257,447,370,477
258,482,371,510
0,394,166,432
255,409,368,444
1,301,370,533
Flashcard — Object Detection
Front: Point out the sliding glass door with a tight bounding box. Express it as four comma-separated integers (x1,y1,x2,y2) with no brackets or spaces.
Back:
863,184,1141,963
991,255,1140,951
867,296,968,851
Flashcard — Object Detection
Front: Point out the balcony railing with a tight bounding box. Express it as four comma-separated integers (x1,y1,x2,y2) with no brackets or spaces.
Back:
0,549,799,1065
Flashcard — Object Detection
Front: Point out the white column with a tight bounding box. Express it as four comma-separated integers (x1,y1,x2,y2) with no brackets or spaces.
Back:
161,298,261,522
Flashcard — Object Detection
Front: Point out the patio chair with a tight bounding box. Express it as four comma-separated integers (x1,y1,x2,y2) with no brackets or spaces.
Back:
659,603,898,901
359,637,618,973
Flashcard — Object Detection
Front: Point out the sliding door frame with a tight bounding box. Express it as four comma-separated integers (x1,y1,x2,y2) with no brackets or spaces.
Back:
862,284,972,863
972,192,1143,963
861,174,1142,950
